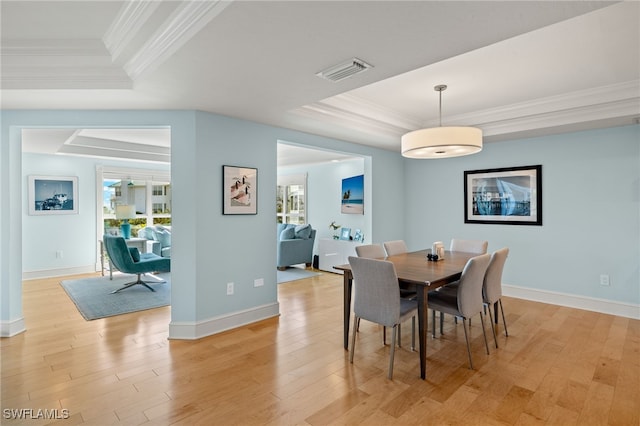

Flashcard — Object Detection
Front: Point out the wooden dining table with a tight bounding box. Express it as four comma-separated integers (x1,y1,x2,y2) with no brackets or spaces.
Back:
333,249,477,380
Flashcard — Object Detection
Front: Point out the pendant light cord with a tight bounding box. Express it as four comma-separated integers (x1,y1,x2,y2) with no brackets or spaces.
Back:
434,84,447,127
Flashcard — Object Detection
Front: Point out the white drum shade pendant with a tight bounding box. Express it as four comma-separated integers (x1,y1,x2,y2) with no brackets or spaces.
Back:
401,85,482,159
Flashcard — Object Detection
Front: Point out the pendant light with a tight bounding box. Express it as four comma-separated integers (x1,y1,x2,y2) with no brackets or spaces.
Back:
401,84,482,159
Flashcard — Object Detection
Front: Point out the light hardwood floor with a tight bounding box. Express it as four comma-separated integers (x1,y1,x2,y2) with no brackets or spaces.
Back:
1,271,638,425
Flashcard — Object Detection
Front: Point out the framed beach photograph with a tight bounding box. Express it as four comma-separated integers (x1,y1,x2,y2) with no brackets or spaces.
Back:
28,175,78,215
341,174,364,214
464,165,542,226
223,165,257,215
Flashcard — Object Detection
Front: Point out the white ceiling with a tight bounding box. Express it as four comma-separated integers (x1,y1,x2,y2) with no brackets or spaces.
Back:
3,1,639,165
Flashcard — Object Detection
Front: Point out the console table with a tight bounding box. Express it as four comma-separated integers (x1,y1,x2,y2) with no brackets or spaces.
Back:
317,238,362,274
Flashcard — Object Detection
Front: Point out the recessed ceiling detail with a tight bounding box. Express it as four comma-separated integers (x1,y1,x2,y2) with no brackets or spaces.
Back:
3,1,638,153
22,128,171,164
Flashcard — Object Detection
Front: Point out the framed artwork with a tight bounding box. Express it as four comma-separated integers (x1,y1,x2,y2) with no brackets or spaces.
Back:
28,175,78,215
340,227,351,240
464,165,542,226
353,229,364,243
223,165,257,215
341,174,364,214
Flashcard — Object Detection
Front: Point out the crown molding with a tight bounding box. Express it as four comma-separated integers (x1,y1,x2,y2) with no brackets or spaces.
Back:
0,38,107,56
295,81,640,142
103,0,161,63
57,144,170,163
1,66,131,90
1,39,131,89
124,0,232,81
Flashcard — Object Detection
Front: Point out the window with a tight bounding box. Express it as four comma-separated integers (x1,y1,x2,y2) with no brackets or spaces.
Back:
277,174,306,224
152,185,164,196
98,167,171,238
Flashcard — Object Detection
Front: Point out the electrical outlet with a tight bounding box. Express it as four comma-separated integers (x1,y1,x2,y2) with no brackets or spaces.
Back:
254,278,264,287
226,282,234,295
600,274,610,287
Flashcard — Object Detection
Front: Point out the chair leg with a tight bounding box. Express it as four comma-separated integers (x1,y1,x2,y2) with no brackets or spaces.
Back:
499,299,509,337
462,318,474,370
356,317,360,332
388,326,397,379
439,312,444,335
431,309,436,338
349,316,359,363
487,304,498,348
111,273,159,294
411,316,416,351
383,326,386,345
479,312,490,355
397,324,402,347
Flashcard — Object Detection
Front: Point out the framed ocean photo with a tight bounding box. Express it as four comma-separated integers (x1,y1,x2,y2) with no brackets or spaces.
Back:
28,175,78,215
341,174,364,214
464,165,542,225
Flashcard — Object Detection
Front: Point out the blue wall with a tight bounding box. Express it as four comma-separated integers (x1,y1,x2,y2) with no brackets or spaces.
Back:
2,110,637,337
1,109,406,337
404,125,639,306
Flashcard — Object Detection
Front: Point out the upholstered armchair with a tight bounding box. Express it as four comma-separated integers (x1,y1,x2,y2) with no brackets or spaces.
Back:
103,235,171,293
276,224,316,270
138,225,171,258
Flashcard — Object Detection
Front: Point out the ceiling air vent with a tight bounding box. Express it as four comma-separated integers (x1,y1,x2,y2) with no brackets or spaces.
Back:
316,58,373,82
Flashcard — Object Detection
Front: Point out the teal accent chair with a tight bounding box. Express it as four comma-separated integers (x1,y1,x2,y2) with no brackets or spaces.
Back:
103,235,170,293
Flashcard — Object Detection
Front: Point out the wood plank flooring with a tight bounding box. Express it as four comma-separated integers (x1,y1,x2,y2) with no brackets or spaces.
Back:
1,271,638,425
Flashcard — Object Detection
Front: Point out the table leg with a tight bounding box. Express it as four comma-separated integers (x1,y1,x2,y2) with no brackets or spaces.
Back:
343,272,353,350
417,285,427,379
100,241,105,277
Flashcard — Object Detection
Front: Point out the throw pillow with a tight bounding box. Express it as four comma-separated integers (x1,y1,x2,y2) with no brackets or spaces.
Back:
154,228,171,248
128,247,141,262
280,227,295,240
294,224,312,239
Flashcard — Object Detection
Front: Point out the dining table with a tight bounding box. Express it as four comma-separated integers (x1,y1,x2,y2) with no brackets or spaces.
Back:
333,249,477,380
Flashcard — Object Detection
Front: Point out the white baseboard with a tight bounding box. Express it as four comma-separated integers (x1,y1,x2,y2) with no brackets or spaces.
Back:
503,284,640,320
168,302,280,340
22,265,98,281
0,317,26,337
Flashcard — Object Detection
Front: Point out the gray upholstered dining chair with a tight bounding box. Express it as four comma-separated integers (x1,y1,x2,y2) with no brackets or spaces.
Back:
383,240,409,256
348,256,417,379
449,238,488,254
438,238,489,297
355,244,386,259
355,243,408,346
381,239,417,303
483,247,510,348
428,253,491,369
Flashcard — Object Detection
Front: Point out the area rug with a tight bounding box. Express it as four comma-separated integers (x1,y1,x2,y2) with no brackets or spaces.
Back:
60,273,170,320
277,267,321,284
